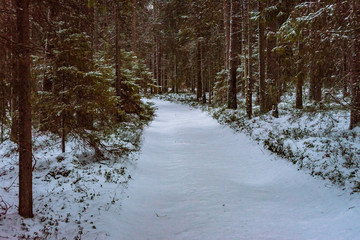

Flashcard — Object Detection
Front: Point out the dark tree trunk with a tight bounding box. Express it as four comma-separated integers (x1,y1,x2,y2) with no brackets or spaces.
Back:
224,0,230,70
114,2,121,97
258,0,266,113
309,57,322,102
208,62,212,105
266,0,279,115
10,0,18,143
296,41,304,109
343,54,349,98
201,44,206,104
132,0,137,54
245,0,253,119
196,40,202,101
16,0,33,218
228,0,241,109
350,0,360,129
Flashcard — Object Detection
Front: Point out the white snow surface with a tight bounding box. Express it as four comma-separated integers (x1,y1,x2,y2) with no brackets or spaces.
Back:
108,100,360,240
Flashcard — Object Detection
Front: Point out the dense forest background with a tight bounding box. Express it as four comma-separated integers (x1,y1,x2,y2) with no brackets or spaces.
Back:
0,0,360,220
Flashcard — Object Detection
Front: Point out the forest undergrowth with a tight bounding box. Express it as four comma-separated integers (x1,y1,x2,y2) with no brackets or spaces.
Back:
157,93,360,193
0,103,155,239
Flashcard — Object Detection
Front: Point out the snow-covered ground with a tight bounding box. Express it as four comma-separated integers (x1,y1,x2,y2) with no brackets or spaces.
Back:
112,99,360,240
0,121,145,239
158,93,360,192
1,99,360,239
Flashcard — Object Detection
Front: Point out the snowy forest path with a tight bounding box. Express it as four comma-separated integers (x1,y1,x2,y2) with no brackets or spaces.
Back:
107,99,360,240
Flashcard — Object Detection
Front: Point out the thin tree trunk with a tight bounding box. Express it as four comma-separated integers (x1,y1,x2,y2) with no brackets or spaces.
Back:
114,2,121,97
16,0,33,218
196,40,202,101
228,0,241,109
202,44,206,104
151,46,156,94
258,0,266,113
266,0,278,114
10,0,18,143
157,46,161,93
132,0,137,54
61,72,66,153
93,1,99,52
350,0,360,129
245,0,253,119
0,84,4,142
209,62,212,105
343,54,349,98
296,41,304,109
224,0,230,70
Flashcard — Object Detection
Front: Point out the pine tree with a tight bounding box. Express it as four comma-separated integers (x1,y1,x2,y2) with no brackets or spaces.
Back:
16,0,33,218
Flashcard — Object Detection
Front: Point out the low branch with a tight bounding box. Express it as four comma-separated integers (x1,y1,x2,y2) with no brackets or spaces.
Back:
324,90,359,111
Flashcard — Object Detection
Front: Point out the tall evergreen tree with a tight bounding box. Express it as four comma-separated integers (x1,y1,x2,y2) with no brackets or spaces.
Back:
16,0,33,218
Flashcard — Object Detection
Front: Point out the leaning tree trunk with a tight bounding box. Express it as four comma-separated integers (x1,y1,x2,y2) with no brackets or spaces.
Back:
16,0,33,218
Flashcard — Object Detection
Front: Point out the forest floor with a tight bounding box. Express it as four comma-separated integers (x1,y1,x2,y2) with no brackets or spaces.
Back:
0,97,360,239
0,108,153,239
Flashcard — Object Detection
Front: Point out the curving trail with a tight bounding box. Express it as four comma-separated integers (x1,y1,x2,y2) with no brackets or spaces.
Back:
104,99,360,240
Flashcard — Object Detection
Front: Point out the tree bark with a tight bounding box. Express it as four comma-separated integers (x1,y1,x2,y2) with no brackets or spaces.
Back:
228,0,241,109
296,41,304,109
350,0,360,129
10,0,18,143
224,0,230,70
132,0,137,54
258,0,266,113
114,2,121,97
245,0,253,119
196,40,202,101
16,0,33,218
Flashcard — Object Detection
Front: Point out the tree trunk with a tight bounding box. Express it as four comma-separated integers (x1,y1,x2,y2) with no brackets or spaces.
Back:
350,0,360,129
196,40,202,101
157,45,162,93
245,0,253,119
343,54,349,98
296,41,304,109
16,0,33,218
223,0,230,70
10,0,18,143
228,0,241,109
61,72,66,153
242,1,247,98
258,0,266,113
132,0,137,54
266,0,279,114
114,2,121,97
209,62,212,105
93,1,99,52
201,45,206,104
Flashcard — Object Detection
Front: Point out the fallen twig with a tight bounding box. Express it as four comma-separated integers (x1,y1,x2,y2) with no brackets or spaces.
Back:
154,211,167,218
3,176,18,192
0,195,12,216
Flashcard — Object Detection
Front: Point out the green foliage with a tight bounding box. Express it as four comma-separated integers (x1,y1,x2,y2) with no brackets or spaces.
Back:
212,69,228,106
117,51,155,116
